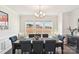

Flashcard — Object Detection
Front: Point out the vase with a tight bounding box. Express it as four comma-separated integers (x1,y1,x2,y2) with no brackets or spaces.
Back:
71,32,74,36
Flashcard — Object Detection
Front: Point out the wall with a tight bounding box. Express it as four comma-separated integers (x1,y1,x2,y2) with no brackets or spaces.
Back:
20,15,58,36
0,6,20,53
62,8,79,35
58,13,63,35
0,6,20,37
71,8,79,28
62,12,72,35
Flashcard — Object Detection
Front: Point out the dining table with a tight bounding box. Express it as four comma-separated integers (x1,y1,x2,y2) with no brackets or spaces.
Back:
12,38,64,54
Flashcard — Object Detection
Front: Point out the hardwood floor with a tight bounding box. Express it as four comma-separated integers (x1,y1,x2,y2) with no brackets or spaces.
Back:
57,45,77,54
5,45,78,54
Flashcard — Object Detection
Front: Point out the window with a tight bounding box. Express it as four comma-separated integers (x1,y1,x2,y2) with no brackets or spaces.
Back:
25,21,53,37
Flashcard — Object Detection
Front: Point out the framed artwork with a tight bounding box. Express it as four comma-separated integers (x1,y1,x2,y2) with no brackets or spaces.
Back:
78,19,79,32
0,11,8,30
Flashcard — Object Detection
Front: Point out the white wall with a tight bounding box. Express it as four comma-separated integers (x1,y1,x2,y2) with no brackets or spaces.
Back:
62,8,79,35
20,15,58,35
0,6,20,53
62,12,72,35
71,8,79,28
0,6,20,37
58,13,63,35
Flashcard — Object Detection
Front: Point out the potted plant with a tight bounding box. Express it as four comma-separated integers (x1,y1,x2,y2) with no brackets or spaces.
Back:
68,26,77,36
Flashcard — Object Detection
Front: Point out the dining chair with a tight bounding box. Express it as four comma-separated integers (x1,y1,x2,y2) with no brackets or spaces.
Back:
35,34,41,38
20,40,31,54
58,35,65,42
29,34,34,38
42,34,48,38
9,36,21,54
56,35,65,54
9,36,17,43
32,40,44,54
45,40,56,54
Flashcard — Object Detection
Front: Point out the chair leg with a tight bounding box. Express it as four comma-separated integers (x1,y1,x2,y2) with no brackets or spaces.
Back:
61,46,64,54
12,48,15,54
53,50,56,54
21,50,23,54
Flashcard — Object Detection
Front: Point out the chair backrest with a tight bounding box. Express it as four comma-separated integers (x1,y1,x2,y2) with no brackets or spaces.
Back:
42,34,48,38
58,35,65,41
45,40,56,52
20,40,31,52
35,34,41,38
9,36,17,43
32,40,43,53
29,34,34,38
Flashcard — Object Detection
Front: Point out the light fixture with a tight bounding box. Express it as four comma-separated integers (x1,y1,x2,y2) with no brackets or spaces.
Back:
34,5,46,18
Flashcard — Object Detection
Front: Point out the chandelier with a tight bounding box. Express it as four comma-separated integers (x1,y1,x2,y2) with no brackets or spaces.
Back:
34,5,46,18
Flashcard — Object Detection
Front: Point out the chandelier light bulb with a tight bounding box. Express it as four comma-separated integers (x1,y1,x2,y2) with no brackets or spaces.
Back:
40,11,43,14
43,13,45,16
35,13,39,17
34,6,46,18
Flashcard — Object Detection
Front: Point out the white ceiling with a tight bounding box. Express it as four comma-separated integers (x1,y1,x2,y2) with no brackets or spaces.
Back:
6,5,79,15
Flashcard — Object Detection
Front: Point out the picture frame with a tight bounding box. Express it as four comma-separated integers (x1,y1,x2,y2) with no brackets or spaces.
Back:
0,11,8,30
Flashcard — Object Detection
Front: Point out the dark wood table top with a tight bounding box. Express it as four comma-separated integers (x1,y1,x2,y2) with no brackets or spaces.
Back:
14,38,63,44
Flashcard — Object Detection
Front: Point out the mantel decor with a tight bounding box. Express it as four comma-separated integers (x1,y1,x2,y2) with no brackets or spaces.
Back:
0,11,8,30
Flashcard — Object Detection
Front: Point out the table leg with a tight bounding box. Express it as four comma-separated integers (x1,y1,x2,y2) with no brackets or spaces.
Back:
21,50,23,54
53,48,56,54
12,48,16,54
61,44,64,54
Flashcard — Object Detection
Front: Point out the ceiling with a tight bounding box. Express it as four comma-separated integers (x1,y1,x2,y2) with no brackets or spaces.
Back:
6,5,79,15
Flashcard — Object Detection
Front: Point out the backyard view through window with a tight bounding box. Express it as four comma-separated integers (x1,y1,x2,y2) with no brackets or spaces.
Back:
25,21,55,37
